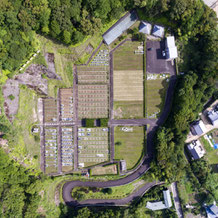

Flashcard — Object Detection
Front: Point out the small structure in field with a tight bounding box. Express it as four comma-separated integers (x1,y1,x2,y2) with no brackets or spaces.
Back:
120,160,127,172
139,21,152,35
165,36,178,61
152,25,165,38
187,140,205,160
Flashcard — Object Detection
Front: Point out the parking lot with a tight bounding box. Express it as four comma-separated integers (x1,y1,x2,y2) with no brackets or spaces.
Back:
78,127,109,168
146,40,176,75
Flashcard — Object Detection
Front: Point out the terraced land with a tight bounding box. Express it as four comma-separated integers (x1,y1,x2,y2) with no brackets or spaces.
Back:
44,127,58,174
78,127,109,168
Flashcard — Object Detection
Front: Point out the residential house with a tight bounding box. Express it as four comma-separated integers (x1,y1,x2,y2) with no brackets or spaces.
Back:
139,21,152,35
191,120,206,136
165,36,178,61
187,140,205,160
152,25,165,38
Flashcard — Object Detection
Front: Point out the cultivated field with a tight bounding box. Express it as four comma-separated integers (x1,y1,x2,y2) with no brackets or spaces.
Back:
78,127,109,168
91,164,118,175
78,85,109,118
146,77,169,118
61,127,73,172
113,69,144,119
113,41,143,71
114,126,145,170
44,127,58,174
43,98,57,123
59,88,73,123
114,70,143,101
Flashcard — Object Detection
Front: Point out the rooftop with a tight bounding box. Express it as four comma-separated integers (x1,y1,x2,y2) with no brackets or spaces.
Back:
165,36,178,60
139,21,152,35
208,105,218,126
187,140,205,160
152,25,165,38
102,11,138,45
192,120,206,135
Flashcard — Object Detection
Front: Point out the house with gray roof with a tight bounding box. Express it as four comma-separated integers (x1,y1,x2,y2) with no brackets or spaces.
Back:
139,21,152,35
146,189,172,211
152,25,165,38
187,140,205,160
102,10,138,45
208,105,218,126
191,120,206,136
206,204,218,218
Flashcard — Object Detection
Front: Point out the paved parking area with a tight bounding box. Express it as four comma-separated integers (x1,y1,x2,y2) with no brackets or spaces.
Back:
146,40,176,75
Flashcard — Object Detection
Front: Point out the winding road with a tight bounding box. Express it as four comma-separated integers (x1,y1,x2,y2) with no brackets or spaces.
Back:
62,39,177,207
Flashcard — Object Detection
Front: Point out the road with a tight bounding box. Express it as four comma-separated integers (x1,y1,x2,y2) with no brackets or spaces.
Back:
62,40,177,207
171,182,184,218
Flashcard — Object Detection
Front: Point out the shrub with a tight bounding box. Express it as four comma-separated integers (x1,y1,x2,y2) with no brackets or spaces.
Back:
8,94,15,101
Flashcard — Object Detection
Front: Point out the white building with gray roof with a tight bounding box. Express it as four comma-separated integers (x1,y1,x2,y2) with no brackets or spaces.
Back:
139,21,152,35
152,25,165,38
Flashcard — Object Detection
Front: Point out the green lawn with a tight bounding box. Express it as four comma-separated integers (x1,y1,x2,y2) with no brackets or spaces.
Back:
200,134,218,165
11,87,40,170
114,126,145,170
113,41,143,71
146,78,169,118
113,101,144,119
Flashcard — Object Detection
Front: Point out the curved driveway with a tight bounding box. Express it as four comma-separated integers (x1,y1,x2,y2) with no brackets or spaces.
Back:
62,41,177,207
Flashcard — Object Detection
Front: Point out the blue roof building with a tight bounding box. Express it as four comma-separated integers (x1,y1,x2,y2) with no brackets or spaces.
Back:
102,11,138,45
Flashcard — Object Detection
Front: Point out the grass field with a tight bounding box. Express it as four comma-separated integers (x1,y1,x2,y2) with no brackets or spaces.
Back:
146,78,169,118
113,41,143,71
71,177,148,201
11,87,40,169
114,126,145,170
91,164,118,175
200,134,218,166
113,101,144,119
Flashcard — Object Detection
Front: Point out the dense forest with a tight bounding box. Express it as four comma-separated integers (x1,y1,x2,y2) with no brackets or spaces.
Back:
0,0,217,217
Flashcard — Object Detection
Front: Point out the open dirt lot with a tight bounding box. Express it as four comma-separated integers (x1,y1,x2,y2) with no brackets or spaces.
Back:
114,70,143,101
91,164,117,175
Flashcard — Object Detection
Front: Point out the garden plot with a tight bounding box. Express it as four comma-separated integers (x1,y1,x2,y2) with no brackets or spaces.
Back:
60,88,73,123
113,69,144,119
89,49,109,67
43,98,58,123
78,127,109,167
44,127,58,174
146,73,170,118
91,164,117,175
61,127,73,172
78,85,109,118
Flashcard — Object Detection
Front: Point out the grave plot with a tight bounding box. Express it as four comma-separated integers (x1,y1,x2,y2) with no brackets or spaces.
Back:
78,127,109,167
78,85,109,118
89,49,109,67
44,127,58,174
60,88,73,123
61,127,74,172
43,98,57,123
77,67,108,84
